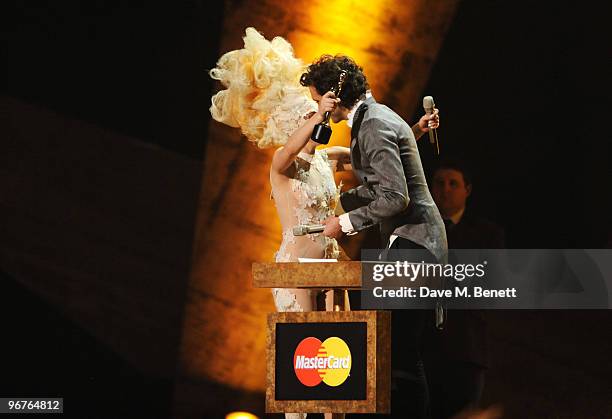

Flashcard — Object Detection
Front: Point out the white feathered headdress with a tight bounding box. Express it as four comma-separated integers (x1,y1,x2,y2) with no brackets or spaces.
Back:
209,27,317,148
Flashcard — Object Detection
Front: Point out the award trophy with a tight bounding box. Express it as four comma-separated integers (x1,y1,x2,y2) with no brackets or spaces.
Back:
311,70,347,144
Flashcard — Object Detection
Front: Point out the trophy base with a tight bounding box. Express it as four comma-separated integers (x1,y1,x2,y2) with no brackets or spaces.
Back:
311,124,332,144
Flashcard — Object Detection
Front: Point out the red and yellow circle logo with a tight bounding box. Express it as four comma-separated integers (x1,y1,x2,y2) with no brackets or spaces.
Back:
293,336,352,387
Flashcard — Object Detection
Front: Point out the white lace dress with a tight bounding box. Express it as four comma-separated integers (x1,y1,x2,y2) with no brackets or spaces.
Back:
270,149,341,312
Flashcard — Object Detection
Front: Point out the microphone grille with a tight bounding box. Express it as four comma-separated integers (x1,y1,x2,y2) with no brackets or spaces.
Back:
423,96,435,110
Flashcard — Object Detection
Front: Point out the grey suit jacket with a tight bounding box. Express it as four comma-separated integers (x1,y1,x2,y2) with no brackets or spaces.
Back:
340,96,448,262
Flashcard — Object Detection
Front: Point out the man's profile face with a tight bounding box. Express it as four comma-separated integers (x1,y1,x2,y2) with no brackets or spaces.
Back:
431,168,472,218
308,86,347,123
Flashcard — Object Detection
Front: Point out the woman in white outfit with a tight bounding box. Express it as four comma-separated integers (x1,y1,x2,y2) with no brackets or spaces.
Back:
209,27,347,419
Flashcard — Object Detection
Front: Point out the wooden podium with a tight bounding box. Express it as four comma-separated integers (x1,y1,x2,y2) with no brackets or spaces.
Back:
253,261,391,417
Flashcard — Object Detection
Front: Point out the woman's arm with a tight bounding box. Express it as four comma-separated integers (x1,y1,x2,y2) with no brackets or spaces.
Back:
324,146,351,172
271,91,338,174
325,146,350,163
271,113,322,174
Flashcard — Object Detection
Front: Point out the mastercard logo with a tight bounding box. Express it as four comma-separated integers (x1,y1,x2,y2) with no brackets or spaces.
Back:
293,337,352,387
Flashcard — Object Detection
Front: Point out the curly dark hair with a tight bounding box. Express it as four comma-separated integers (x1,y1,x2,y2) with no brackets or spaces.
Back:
300,54,369,109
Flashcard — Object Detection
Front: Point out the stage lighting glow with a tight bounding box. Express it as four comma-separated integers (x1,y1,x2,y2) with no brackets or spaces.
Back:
225,412,259,419
286,0,416,148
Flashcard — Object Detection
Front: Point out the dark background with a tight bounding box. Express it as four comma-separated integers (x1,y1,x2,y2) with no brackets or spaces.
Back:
1,1,610,418
413,1,611,249
1,1,223,418
1,1,219,159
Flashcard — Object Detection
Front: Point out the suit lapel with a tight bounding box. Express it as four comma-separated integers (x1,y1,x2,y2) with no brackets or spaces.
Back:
350,103,368,142
350,96,375,171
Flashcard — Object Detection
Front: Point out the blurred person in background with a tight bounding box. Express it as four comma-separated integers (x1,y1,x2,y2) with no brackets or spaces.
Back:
426,157,505,419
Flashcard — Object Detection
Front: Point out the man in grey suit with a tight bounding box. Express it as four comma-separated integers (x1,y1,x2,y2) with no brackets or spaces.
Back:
300,55,447,418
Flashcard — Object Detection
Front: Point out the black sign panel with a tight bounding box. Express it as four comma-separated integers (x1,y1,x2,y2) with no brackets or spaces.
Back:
275,322,367,400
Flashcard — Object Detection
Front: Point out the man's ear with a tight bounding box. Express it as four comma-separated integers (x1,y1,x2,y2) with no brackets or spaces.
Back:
466,184,472,197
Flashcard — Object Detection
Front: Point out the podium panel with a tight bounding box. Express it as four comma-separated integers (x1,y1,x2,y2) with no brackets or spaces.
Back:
266,310,390,414
252,261,362,289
